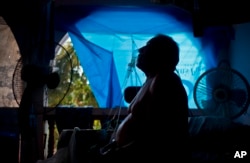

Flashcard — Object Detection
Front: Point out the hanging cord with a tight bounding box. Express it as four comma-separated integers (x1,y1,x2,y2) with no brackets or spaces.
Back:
103,57,136,131
104,37,142,132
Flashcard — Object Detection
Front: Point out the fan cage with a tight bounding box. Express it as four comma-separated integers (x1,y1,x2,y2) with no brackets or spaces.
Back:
12,41,73,109
12,57,26,106
193,67,250,119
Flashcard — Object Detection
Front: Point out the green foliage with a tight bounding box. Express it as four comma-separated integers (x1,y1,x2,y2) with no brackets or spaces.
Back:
47,42,98,108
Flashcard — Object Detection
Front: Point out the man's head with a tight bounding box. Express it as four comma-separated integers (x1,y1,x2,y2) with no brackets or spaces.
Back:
136,34,179,75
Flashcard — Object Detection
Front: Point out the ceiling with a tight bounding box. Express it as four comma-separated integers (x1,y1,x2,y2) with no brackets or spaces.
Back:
1,0,250,25
54,0,250,25
0,0,250,63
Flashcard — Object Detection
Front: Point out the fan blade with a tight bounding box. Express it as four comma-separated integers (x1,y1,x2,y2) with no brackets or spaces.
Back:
201,99,219,116
230,89,247,107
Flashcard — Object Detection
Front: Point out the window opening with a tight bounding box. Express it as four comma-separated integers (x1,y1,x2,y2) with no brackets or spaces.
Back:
45,34,98,108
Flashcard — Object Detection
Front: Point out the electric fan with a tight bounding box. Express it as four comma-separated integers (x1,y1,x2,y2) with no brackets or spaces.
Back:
193,60,250,119
12,41,73,109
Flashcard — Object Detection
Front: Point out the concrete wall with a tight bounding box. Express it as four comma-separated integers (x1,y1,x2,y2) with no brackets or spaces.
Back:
0,17,20,107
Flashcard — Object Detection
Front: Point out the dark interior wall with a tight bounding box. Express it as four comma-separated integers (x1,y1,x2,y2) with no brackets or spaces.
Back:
0,0,54,65
0,108,19,163
197,0,250,25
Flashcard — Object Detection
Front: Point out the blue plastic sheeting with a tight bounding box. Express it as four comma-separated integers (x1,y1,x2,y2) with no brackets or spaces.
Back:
55,5,233,109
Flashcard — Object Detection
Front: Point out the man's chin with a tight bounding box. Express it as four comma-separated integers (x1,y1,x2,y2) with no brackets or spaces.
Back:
135,63,141,70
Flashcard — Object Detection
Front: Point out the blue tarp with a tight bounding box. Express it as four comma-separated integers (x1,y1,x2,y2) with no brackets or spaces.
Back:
55,5,233,109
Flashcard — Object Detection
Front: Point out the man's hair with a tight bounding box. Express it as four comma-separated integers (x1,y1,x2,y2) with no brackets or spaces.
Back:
149,34,179,71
